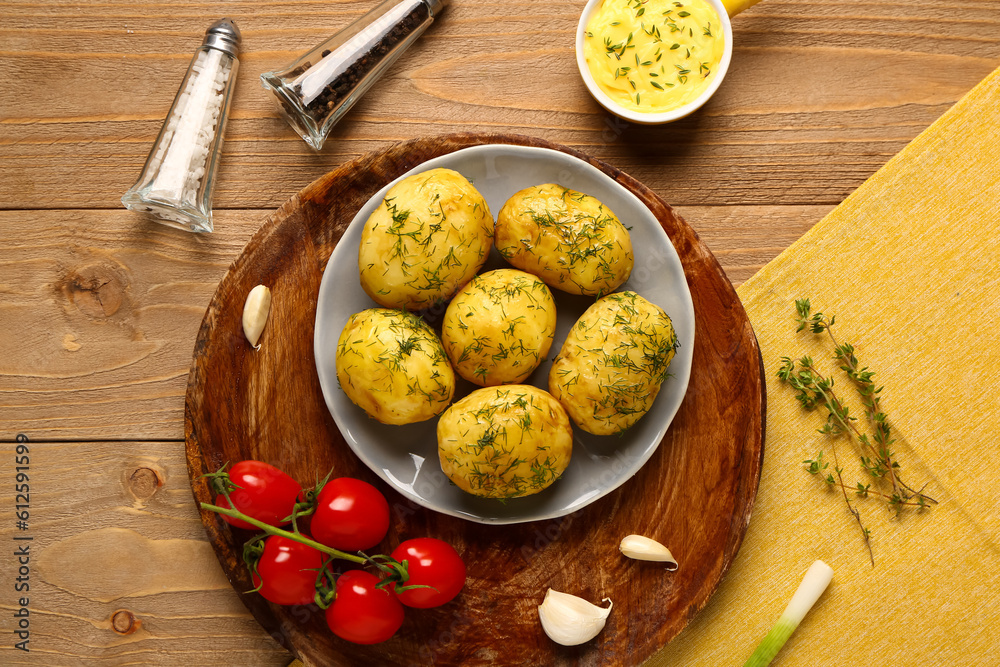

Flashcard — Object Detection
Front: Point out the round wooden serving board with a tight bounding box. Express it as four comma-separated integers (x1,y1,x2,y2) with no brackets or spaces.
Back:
185,133,766,667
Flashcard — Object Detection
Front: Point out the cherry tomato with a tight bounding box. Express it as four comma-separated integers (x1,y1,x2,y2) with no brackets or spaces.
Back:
390,538,466,608
251,535,323,606
311,477,390,552
215,460,302,529
325,570,404,644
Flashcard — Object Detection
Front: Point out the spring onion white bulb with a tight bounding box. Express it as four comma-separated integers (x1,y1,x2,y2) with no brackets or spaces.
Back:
743,560,833,667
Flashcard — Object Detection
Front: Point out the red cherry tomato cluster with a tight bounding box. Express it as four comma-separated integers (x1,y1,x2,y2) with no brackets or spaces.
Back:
204,460,466,645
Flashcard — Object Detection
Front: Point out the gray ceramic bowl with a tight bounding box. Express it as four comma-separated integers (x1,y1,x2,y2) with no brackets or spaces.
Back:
314,144,694,524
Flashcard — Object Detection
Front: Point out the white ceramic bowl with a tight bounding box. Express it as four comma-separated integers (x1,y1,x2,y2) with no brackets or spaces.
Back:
576,0,734,124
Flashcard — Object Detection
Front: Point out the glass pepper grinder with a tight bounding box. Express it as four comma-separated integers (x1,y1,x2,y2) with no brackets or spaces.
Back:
260,0,447,151
122,19,241,233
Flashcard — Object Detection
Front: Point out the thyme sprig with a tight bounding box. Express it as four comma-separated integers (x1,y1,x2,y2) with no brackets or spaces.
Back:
779,359,874,565
778,299,937,565
803,451,929,505
793,300,936,506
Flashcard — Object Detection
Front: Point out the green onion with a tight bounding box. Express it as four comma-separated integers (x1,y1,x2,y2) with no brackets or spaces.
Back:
743,560,833,667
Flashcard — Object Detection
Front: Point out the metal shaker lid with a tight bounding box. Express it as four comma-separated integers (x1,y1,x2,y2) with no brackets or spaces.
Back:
203,18,241,57
425,0,449,17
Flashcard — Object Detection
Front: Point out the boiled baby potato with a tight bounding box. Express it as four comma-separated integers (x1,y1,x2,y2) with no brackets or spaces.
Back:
495,184,633,296
548,291,677,435
437,385,572,499
441,268,557,386
359,167,494,311
336,308,455,425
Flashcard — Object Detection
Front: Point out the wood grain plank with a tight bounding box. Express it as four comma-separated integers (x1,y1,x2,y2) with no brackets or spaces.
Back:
673,204,831,284
0,209,260,441
0,204,816,442
1,1,997,210
0,440,290,666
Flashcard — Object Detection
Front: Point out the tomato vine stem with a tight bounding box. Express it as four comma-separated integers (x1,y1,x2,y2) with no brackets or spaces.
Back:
201,501,369,565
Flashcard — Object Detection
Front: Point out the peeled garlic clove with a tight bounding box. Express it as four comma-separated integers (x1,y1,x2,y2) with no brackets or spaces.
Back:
242,285,271,348
620,535,678,570
537,588,612,646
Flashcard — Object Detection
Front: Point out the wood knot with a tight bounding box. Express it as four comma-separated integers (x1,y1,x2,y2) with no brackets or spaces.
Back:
127,467,162,500
60,263,128,318
111,609,142,635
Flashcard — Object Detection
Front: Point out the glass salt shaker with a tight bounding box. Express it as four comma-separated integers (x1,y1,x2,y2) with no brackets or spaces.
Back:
260,0,447,150
122,19,241,233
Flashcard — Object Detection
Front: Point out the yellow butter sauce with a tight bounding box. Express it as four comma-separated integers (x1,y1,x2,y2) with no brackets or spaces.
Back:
583,0,725,113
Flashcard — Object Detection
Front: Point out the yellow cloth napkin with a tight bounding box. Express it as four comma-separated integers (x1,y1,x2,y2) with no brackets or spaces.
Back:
650,66,1000,665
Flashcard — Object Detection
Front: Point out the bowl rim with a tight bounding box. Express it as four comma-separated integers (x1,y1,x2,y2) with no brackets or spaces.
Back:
575,0,734,124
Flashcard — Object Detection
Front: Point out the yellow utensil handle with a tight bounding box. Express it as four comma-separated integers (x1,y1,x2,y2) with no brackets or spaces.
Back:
722,0,763,17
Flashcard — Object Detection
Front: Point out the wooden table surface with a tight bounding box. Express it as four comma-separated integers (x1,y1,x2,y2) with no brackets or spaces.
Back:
1,0,997,664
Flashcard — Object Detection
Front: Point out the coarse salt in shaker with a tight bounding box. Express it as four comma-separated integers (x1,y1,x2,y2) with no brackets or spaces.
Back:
260,0,447,150
122,19,241,233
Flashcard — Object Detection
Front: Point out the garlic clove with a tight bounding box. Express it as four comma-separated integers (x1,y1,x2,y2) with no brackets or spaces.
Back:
242,285,271,348
619,535,678,570
537,588,612,646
